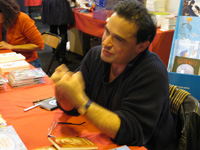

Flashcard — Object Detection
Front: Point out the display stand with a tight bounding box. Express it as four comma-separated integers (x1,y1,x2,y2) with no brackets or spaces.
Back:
168,0,200,99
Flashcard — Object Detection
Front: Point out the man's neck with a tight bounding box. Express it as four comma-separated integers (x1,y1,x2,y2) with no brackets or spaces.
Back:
109,64,127,82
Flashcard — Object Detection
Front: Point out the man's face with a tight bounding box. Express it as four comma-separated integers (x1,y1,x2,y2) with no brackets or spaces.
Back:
101,13,143,65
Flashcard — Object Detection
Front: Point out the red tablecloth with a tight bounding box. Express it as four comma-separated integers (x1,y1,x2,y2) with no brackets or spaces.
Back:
24,0,42,6
73,9,174,67
0,81,147,150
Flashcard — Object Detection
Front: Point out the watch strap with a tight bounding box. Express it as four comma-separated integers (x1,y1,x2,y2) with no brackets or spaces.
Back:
78,100,92,115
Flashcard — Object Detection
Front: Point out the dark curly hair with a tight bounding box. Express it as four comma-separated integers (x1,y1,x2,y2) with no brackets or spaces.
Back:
0,0,20,29
113,0,156,44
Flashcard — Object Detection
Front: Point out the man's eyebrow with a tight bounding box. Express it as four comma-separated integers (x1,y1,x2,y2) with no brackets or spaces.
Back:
104,25,126,42
104,25,109,32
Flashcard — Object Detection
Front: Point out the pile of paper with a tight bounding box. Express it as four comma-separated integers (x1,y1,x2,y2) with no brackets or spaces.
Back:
8,68,46,87
0,60,30,74
161,17,177,30
0,52,25,64
146,0,166,12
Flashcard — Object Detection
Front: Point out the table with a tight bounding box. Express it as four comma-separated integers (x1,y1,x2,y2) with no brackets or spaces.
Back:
0,51,147,150
24,0,42,6
72,9,174,67
0,79,147,150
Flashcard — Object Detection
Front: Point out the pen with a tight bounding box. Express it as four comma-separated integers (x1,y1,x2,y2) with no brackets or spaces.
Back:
24,103,40,112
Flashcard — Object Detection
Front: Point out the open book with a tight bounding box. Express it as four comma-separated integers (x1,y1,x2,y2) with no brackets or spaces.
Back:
48,136,98,150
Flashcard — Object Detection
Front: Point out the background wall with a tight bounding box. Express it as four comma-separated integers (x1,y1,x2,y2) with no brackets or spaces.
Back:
165,0,181,13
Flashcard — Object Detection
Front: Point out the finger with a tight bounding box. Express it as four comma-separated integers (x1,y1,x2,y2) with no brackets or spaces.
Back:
51,70,67,82
61,71,74,81
55,64,69,73
72,71,85,89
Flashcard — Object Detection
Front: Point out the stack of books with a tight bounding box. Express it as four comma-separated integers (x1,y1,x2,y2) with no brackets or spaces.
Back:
8,68,46,87
161,17,177,30
146,0,166,12
0,52,25,63
0,60,30,74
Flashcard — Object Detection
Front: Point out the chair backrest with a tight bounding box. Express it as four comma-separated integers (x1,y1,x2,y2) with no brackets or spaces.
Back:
42,32,61,49
41,32,62,75
169,84,200,150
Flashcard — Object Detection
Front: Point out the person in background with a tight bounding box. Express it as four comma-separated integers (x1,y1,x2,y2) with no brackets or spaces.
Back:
16,0,27,13
0,0,44,68
51,0,177,149
41,0,75,64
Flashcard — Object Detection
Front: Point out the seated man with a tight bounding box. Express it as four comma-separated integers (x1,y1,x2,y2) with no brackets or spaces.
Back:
51,0,177,149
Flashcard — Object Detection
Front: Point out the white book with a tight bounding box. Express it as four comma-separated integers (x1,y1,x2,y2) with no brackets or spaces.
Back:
0,52,25,63
0,125,27,150
161,24,176,30
162,17,177,25
0,60,30,74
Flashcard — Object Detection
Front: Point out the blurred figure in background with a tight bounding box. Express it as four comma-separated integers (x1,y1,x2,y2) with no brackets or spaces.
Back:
0,0,44,68
41,0,75,64
16,0,27,13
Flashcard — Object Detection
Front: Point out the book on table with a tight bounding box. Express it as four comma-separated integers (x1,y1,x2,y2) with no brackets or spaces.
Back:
0,125,27,150
0,52,25,64
0,60,30,74
48,136,98,150
7,68,46,87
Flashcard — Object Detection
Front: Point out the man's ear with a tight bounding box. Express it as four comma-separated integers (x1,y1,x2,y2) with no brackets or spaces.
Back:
137,41,150,53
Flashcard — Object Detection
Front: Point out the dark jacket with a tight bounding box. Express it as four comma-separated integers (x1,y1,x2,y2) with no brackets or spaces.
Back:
169,84,200,150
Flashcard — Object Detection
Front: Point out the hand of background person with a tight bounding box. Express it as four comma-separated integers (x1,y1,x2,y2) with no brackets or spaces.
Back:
0,41,14,50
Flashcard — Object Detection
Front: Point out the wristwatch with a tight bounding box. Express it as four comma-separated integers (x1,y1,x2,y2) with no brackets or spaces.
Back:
78,100,92,115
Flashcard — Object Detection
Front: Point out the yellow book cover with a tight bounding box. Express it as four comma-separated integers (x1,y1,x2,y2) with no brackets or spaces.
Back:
48,137,98,150
33,145,57,150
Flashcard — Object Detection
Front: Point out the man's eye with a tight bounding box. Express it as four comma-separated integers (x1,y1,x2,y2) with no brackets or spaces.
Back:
115,36,124,42
105,29,109,34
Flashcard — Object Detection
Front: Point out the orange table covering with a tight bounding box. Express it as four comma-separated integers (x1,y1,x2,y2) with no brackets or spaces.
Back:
0,73,146,149
24,0,42,6
73,9,174,67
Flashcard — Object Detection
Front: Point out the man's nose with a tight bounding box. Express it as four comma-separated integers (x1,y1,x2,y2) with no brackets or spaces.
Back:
102,35,112,48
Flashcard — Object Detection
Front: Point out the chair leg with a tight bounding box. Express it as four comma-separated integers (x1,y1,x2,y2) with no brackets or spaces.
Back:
46,48,59,76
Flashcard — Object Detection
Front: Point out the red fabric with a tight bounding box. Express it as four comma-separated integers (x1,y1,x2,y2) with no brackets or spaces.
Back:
0,77,147,150
0,12,44,62
72,9,174,67
149,29,174,67
24,0,42,6
73,9,107,37
50,112,147,150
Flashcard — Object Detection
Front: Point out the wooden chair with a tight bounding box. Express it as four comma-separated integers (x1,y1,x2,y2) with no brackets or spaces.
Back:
42,32,61,76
